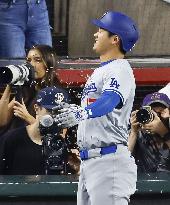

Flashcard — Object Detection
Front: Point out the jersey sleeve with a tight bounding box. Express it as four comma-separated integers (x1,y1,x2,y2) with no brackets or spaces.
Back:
85,91,121,118
102,62,134,105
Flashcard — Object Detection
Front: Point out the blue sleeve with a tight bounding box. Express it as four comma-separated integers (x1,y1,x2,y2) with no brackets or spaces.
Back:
85,91,121,118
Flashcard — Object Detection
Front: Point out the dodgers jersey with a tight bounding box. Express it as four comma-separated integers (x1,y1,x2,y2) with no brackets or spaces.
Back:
77,59,136,150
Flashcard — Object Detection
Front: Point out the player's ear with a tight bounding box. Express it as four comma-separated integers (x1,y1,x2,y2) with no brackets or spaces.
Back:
110,35,120,50
111,35,120,44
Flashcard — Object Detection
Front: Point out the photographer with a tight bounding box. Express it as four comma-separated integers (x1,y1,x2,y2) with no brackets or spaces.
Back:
0,87,80,175
0,45,58,134
128,92,170,172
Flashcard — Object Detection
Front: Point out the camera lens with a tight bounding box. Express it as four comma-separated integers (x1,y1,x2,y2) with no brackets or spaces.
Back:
0,63,34,85
136,108,154,124
40,115,54,127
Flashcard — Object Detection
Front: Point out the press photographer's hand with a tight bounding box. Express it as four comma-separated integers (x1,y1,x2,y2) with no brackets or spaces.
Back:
142,110,168,136
13,99,36,124
130,110,141,134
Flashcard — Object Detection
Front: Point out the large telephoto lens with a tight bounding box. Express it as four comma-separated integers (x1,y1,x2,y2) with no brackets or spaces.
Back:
0,67,13,84
0,63,34,85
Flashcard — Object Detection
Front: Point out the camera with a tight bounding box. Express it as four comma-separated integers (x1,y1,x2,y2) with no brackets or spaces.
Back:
0,63,35,85
42,132,66,174
39,115,79,174
136,106,154,124
39,114,66,174
39,114,61,136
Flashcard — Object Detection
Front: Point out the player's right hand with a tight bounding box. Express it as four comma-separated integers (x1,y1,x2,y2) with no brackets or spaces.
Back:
53,102,89,128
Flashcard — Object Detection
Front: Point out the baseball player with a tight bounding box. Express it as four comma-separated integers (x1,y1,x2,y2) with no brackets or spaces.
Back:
55,11,139,205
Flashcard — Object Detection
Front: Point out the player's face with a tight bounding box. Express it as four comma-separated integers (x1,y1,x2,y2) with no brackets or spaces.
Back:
93,28,113,54
26,49,46,79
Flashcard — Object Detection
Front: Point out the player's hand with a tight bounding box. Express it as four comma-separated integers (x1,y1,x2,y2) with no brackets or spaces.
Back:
52,102,79,114
130,110,141,133
54,102,89,128
13,99,36,124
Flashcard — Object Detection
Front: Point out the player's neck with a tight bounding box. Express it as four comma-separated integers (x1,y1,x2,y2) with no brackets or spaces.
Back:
100,50,124,62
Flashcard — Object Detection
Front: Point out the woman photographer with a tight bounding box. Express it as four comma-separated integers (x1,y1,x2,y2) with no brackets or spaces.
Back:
128,92,170,172
0,45,59,133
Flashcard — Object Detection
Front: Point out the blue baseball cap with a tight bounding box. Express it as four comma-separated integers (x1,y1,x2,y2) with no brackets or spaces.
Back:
142,92,170,108
36,87,69,110
92,11,139,52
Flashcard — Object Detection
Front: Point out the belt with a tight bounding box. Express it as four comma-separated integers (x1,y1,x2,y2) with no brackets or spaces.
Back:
80,145,117,160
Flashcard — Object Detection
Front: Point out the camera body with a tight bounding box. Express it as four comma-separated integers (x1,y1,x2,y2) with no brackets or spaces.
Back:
39,114,79,174
0,63,35,86
39,115,66,174
39,114,67,174
39,115,60,136
42,133,66,174
136,106,154,124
